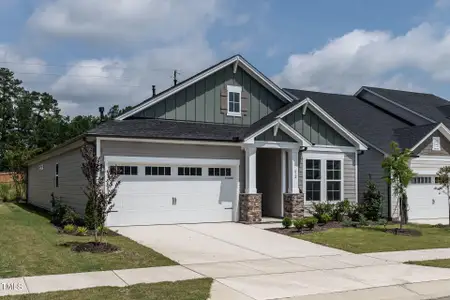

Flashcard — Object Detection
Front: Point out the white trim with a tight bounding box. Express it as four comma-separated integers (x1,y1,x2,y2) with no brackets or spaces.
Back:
116,55,293,120
98,136,242,147
252,141,302,149
104,156,240,167
309,145,357,153
244,147,257,193
287,148,300,193
302,152,345,202
355,150,359,202
410,123,450,151
355,87,436,123
233,59,239,74
276,99,308,119
413,155,450,161
273,123,279,136
96,137,101,158
302,102,308,115
281,150,286,216
27,138,86,165
227,85,242,117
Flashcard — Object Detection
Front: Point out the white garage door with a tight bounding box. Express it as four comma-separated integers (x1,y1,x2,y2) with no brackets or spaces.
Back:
105,157,239,226
407,175,448,224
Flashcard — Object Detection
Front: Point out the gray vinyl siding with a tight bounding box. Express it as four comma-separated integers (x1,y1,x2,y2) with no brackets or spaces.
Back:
28,148,87,214
358,148,389,218
100,141,244,193
415,131,450,156
283,108,352,146
132,65,284,125
255,130,296,142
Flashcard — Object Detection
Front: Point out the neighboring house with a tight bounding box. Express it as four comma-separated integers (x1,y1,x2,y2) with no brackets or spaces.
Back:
285,87,450,224
26,55,367,226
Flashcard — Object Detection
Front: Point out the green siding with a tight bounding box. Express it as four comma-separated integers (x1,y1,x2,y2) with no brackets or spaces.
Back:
255,130,296,142
283,108,352,146
132,65,284,125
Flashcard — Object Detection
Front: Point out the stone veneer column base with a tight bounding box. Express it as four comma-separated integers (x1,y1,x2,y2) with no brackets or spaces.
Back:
239,193,262,223
283,193,304,219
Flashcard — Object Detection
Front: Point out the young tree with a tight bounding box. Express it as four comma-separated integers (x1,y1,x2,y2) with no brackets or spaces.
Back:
382,142,415,229
435,166,450,225
81,143,121,243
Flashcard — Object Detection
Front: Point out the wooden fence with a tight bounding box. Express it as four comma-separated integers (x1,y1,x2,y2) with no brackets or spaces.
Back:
0,172,15,184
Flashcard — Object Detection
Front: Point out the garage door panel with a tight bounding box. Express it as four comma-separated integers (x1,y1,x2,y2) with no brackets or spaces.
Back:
407,184,448,221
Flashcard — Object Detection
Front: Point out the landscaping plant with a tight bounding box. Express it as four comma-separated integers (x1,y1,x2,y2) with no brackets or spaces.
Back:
293,218,306,232
435,166,450,226
318,213,332,224
309,202,334,221
362,177,383,221
76,226,88,236
382,142,414,229
63,224,76,234
332,199,351,221
341,216,353,227
304,217,318,230
282,217,292,229
81,143,121,244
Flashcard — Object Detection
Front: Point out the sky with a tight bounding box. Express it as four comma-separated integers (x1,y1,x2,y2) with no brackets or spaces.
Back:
1,0,450,116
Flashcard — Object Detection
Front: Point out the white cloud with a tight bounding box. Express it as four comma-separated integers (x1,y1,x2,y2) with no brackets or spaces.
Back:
221,38,251,52
28,0,220,43
274,23,450,94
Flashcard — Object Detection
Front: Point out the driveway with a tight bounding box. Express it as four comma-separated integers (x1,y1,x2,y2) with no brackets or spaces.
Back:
115,223,450,300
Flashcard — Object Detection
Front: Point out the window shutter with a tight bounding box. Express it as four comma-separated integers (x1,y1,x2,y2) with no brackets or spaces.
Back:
241,90,249,115
220,87,228,113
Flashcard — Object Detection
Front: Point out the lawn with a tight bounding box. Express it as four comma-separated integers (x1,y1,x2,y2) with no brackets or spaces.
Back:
296,224,450,253
0,203,175,278
408,259,450,269
1,278,212,300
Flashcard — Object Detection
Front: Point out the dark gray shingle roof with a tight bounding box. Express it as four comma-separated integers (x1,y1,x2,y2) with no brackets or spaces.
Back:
392,123,439,150
88,119,249,142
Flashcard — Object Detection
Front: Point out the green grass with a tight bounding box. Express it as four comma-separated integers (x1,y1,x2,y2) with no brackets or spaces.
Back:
1,278,212,300
408,259,450,269
0,203,175,278
296,224,450,253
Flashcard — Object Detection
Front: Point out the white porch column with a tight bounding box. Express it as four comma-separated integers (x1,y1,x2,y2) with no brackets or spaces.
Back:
244,146,257,193
287,148,300,194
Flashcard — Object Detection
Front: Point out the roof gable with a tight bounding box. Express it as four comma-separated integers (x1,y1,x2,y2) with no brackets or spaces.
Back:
116,55,293,120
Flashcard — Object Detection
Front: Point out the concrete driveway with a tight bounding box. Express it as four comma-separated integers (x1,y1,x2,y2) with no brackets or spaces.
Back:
114,223,450,300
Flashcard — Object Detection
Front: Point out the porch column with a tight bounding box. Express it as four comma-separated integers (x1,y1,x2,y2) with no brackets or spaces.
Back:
245,146,257,193
287,148,299,194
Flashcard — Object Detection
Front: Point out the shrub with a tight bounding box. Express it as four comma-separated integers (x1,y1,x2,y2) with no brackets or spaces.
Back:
293,218,306,232
358,214,369,226
377,218,388,229
63,224,76,234
332,199,351,221
76,226,88,236
361,179,383,221
62,206,80,226
341,216,353,227
347,203,364,222
318,213,332,224
309,202,334,221
304,217,318,230
282,217,292,229
50,193,81,226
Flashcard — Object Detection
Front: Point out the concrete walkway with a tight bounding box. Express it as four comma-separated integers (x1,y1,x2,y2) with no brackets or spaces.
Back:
364,248,450,263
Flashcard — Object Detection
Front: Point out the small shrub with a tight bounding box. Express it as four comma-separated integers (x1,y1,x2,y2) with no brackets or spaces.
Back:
318,213,332,224
76,226,88,236
50,193,81,226
63,224,76,234
361,179,383,221
377,218,388,229
341,216,353,227
332,199,351,221
282,217,292,229
293,218,306,232
304,217,318,230
309,202,334,222
348,203,364,222
62,206,80,226
358,214,369,226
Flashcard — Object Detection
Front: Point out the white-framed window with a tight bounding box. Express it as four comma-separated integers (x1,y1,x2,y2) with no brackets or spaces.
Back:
208,167,231,177
178,167,202,176
432,137,441,151
227,85,242,117
326,160,342,201
145,166,171,176
303,153,344,202
110,165,138,175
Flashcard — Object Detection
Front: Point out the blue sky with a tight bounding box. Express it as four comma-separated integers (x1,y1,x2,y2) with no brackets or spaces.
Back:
1,0,450,116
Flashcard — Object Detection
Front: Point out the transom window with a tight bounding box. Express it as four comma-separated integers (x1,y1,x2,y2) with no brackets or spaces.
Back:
227,85,242,116
178,167,202,176
411,176,433,184
110,165,138,176
326,160,342,201
208,167,231,177
145,166,171,176
305,159,321,201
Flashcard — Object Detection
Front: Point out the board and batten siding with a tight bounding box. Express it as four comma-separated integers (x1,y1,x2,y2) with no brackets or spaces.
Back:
282,108,352,147
299,151,357,209
132,65,284,126
358,148,389,217
415,131,450,156
100,140,244,193
28,148,87,214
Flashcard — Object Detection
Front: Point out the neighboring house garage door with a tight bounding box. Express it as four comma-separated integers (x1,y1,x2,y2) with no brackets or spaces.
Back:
104,156,239,226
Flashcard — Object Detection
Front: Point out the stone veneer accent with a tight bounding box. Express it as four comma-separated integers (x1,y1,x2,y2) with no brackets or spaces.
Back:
283,193,304,219
239,193,262,223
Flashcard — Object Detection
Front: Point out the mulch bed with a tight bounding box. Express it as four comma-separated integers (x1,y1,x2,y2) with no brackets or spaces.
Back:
60,242,120,253
267,221,343,235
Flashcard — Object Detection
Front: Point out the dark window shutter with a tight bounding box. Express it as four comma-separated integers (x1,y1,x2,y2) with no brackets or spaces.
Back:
220,87,228,113
241,90,249,115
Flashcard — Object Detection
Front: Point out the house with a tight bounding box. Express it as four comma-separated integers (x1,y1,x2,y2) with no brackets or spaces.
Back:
285,87,450,224
26,55,367,226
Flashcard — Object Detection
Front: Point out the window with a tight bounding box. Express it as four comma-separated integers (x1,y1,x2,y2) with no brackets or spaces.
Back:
55,163,59,188
227,85,242,116
110,165,138,175
432,137,441,151
326,160,342,201
305,159,321,201
208,167,231,177
178,167,202,176
145,166,171,176
411,176,433,184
